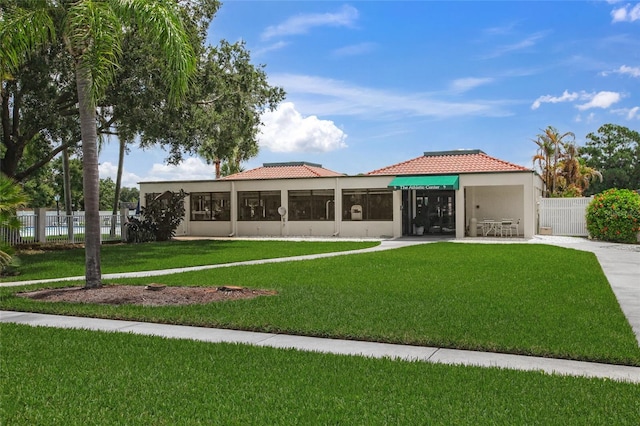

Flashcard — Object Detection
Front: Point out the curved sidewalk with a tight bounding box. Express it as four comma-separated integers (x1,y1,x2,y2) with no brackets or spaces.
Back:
1,236,639,383
0,239,423,288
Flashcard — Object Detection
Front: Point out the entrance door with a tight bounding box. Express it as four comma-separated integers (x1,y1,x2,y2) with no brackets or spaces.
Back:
415,190,455,235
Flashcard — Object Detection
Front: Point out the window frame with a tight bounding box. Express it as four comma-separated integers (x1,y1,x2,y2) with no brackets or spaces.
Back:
342,188,393,221
237,190,281,221
288,189,335,221
190,192,231,221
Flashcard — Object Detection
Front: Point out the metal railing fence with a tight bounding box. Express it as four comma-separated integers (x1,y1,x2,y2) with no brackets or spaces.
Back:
2,210,129,246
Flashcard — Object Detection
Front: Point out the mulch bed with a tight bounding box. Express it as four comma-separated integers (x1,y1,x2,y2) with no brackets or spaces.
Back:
17,285,277,307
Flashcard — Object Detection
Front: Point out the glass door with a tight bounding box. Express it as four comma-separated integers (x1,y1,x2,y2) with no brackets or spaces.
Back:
415,190,456,235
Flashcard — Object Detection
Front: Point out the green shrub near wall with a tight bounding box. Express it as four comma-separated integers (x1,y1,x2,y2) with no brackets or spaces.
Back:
586,188,640,243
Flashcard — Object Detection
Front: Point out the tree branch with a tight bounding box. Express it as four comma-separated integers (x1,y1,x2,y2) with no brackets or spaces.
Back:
15,139,80,181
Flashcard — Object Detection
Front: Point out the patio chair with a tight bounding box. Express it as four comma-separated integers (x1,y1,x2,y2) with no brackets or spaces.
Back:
506,219,520,237
498,219,514,237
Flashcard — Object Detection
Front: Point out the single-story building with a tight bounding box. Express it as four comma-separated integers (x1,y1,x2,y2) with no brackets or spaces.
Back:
139,149,543,239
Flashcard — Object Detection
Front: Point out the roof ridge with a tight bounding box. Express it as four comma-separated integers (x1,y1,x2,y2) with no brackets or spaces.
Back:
302,163,322,177
366,154,424,175
477,151,529,170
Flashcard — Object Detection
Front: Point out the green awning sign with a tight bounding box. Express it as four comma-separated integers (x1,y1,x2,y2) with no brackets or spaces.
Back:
388,175,459,190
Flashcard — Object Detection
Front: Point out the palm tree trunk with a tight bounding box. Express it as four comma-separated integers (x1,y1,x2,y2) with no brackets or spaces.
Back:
110,138,125,237
75,60,102,289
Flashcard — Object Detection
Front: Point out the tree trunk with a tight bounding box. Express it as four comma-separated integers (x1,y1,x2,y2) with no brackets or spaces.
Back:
62,148,75,242
110,138,125,237
214,158,221,179
75,61,102,289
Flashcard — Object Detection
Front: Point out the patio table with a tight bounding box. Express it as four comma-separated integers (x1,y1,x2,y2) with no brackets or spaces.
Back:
480,220,498,236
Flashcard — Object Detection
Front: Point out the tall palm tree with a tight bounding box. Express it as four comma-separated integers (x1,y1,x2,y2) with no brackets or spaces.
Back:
532,126,575,197
1,1,196,288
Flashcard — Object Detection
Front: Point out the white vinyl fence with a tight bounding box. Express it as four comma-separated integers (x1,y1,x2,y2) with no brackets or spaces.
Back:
538,197,592,236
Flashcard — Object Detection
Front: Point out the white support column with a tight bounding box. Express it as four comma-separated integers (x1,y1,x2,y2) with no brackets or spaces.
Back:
455,188,465,239
120,207,128,242
35,208,47,243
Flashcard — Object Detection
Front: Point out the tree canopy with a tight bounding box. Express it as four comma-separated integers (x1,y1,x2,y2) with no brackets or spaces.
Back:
2,0,284,185
580,124,640,195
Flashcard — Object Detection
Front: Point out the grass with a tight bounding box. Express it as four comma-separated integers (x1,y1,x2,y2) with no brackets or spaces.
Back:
2,242,639,365
2,323,639,425
1,239,378,282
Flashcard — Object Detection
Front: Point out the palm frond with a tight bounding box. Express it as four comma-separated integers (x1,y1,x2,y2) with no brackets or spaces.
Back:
0,5,55,79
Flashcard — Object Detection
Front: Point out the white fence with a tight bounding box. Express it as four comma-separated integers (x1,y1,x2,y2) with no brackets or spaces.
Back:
538,197,592,236
2,209,130,246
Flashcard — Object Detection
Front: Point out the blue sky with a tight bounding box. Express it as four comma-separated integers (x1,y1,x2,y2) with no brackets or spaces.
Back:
98,1,640,188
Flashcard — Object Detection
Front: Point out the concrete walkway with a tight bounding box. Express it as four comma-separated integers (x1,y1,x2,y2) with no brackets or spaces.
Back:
2,310,639,383
450,235,640,346
0,238,424,287
528,235,640,345
1,235,639,383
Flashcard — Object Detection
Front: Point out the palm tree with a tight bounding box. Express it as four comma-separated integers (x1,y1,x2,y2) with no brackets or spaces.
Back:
532,126,575,197
0,175,28,270
1,1,196,288
556,142,602,196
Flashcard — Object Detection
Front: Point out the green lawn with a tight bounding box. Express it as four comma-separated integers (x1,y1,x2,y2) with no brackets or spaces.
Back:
2,324,638,425
2,242,638,365
1,239,378,281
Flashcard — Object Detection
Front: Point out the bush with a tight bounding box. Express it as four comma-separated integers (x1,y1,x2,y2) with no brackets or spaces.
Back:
125,216,157,243
125,190,187,243
586,189,640,243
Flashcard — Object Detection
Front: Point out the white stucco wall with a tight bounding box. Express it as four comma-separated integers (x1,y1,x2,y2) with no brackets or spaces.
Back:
140,175,400,239
139,171,540,239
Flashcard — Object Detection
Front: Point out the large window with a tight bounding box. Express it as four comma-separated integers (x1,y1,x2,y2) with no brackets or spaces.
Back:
238,191,281,221
288,190,335,221
342,189,393,221
190,192,230,221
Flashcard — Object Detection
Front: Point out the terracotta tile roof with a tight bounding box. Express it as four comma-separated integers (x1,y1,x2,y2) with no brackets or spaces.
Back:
222,162,345,180
367,150,531,176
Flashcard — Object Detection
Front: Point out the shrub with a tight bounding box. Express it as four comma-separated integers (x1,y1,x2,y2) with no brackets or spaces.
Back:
126,190,188,243
586,189,640,243
125,216,157,243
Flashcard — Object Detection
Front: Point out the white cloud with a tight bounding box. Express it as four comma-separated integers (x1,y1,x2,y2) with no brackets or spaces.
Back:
143,158,216,182
611,3,640,22
532,90,622,111
531,90,581,110
482,31,548,59
258,102,347,153
483,22,519,35
269,73,510,119
574,112,597,123
261,5,358,40
450,77,494,93
576,91,622,110
602,64,640,77
254,41,289,57
611,106,640,119
332,42,376,57
99,162,142,189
